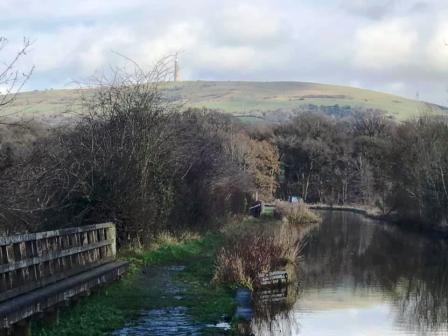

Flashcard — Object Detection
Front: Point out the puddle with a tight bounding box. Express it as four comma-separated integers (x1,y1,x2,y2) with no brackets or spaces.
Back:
112,306,204,336
112,265,229,335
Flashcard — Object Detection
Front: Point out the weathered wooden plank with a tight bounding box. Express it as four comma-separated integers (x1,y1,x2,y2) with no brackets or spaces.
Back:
258,271,288,277
0,261,128,328
259,274,287,280
0,222,124,329
0,257,115,303
0,240,114,274
5,246,14,264
257,270,288,287
0,223,114,246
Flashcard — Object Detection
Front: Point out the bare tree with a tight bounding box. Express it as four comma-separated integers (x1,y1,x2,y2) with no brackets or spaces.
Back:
0,37,34,122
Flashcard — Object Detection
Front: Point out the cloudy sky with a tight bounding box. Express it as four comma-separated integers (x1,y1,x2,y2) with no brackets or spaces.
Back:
1,0,448,105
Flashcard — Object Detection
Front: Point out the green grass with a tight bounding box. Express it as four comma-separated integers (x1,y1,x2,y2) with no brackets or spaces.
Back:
33,268,149,336
142,237,210,265
175,241,234,322
33,232,235,336
6,81,445,125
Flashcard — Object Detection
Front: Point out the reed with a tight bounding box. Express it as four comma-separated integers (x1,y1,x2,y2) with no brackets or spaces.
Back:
274,201,321,226
213,219,307,289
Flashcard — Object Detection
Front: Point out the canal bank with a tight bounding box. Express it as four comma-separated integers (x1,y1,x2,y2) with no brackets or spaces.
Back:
309,203,448,238
32,206,321,336
33,232,236,336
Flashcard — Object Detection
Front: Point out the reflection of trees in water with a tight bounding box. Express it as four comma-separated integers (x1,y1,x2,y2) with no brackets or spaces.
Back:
300,210,448,334
249,284,302,336
390,241,448,334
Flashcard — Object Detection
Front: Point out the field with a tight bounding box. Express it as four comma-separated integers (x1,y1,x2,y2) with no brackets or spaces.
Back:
3,81,447,126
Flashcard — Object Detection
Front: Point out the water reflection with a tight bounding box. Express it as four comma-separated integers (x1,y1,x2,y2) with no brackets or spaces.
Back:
250,211,448,335
249,284,301,336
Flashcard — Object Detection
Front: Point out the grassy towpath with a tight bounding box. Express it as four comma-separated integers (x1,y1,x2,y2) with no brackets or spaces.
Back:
33,232,236,336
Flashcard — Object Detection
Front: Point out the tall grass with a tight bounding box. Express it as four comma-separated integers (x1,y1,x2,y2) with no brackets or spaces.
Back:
213,217,312,289
213,203,320,289
273,201,321,226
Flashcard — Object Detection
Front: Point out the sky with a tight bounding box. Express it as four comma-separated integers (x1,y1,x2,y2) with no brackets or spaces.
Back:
1,0,448,105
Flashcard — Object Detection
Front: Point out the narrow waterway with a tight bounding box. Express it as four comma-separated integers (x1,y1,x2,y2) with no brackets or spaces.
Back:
251,210,448,335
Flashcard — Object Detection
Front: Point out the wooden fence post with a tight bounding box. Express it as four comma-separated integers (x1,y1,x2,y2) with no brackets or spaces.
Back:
109,224,117,257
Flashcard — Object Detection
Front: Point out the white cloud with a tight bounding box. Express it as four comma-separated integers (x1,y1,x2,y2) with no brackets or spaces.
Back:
137,22,202,68
192,45,258,71
213,3,287,46
341,0,400,19
0,0,448,104
0,0,145,20
426,23,448,73
354,19,418,70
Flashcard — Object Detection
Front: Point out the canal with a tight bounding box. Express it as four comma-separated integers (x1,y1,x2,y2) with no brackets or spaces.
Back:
251,210,448,335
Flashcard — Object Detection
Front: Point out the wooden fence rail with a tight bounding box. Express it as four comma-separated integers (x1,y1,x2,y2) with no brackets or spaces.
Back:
0,223,116,303
0,223,127,334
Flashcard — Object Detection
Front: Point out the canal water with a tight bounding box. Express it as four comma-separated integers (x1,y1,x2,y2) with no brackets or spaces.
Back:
251,210,448,336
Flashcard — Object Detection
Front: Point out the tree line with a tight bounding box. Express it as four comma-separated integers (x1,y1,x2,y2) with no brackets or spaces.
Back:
271,111,448,228
1,56,447,238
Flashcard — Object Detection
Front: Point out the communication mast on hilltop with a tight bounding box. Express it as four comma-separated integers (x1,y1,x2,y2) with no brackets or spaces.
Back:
173,52,181,82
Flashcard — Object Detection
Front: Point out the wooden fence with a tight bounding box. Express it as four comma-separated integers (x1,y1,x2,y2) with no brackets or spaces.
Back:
0,223,129,334
0,223,117,304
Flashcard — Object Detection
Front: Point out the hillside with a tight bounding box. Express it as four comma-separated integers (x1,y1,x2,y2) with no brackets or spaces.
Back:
162,81,447,121
2,81,447,125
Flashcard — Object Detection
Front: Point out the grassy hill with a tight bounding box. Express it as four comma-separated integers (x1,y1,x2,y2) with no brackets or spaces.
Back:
162,81,447,121
3,81,447,125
